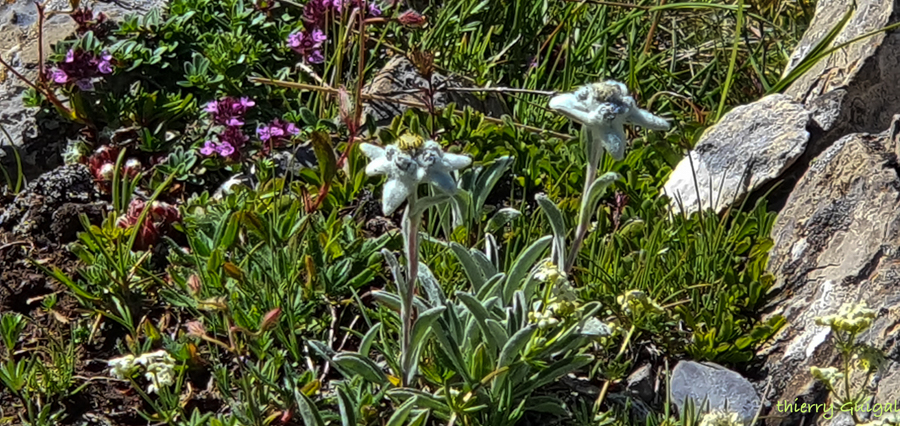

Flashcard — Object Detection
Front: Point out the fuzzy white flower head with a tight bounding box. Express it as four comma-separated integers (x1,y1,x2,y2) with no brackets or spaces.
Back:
107,354,136,379
698,409,742,426
360,137,471,215
134,350,176,394
549,80,669,161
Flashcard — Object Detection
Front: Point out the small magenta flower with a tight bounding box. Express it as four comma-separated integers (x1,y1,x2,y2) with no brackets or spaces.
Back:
288,29,328,64
97,52,113,74
216,142,235,157
52,69,68,83
200,141,217,156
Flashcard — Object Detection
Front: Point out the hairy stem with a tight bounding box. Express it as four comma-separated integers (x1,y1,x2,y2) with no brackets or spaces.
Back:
400,192,421,386
565,135,600,273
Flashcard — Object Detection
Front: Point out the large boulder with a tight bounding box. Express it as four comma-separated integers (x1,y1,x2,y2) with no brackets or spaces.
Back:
664,0,900,215
661,95,811,214
759,116,900,425
670,361,761,425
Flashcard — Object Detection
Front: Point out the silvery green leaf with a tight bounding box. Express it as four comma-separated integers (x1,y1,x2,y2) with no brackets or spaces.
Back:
476,273,505,302
498,324,537,368
386,396,418,426
504,236,552,303
358,323,382,357
409,409,430,426
580,317,612,338
411,306,446,351
524,396,569,417
515,354,594,398
333,352,389,386
381,249,406,288
337,387,357,426
306,340,336,358
450,242,486,292
576,172,620,239
486,318,509,346
456,292,497,352
486,207,521,234
293,386,325,426
410,194,452,217
484,233,499,269
417,262,446,307
512,290,527,331
474,156,514,213
371,290,429,313
471,249,498,280
388,388,450,413
450,190,471,230
536,194,567,268
431,325,472,385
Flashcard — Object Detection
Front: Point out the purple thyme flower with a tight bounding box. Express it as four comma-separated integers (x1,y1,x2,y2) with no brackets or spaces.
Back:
206,97,254,127
75,79,95,91
65,49,75,63
288,29,327,64
97,52,113,74
52,69,68,83
216,142,235,157
200,141,217,156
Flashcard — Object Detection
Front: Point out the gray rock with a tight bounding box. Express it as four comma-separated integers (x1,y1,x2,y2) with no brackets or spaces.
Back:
670,361,760,425
0,0,168,178
626,364,655,404
360,56,508,127
783,0,900,138
662,94,811,214
0,163,98,239
759,116,900,426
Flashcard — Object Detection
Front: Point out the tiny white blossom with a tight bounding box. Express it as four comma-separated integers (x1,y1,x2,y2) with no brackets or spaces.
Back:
134,350,176,394
107,354,136,379
549,81,669,161
360,138,471,215
698,409,743,426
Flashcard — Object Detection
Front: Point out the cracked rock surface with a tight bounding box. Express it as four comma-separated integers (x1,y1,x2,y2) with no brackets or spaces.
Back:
760,115,900,426
0,163,104,242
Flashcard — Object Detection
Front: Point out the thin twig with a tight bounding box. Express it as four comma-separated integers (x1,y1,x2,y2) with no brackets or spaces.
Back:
560,0,652,9
443,86,558,96
248,77,576,140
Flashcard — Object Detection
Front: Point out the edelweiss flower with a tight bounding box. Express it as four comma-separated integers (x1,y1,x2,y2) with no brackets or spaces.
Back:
698,409,742,426
549,80,669,161
360,138,471,215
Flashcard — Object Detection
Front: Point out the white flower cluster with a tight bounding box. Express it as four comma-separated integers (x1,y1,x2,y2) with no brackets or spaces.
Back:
360,136,471,216
815,302,877,334
698,409,743,426
529,310,559,329
108,349,176,394
809,366,844,390
617,289,664,315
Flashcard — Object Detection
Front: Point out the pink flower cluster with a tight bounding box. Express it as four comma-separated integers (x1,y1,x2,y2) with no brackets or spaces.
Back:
257,119,301,154
201,97,255,159
289,0,381,64
288,29,328,64
50,49,114,91
117,199,182,251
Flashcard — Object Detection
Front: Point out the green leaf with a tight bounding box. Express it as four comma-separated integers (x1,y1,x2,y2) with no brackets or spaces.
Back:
450,242,486,292
310,131,337,187
386,396,418,426
336,387,357,426
293,387,325,426
457,292,503,353
333,352,389,386
536,195,567,268
498,325,536,368
388,388,450,413
359,323,382,357
503,236,552,303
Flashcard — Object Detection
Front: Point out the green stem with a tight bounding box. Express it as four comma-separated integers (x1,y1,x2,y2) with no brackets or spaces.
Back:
565,158,598,274
593,324,636,412
400,192,421,386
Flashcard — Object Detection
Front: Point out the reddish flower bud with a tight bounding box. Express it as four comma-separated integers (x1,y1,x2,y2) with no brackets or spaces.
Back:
397,10,427,28
260,307,282,331
187,274,202,295
186,321,207,337
124,158,141,177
